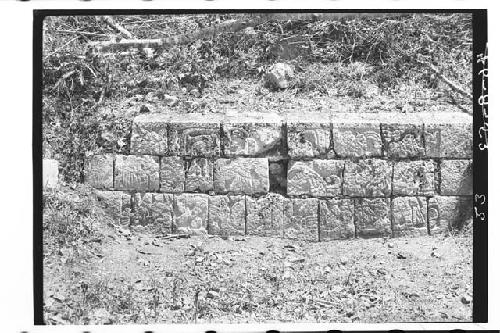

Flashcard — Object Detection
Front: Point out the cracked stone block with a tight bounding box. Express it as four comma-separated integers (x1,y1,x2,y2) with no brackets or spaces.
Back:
331,123,382,158
381,123,424,158
319,199,355,241
246,194,289,237
114,155,159,191
185,158,213,192
84,155,114,189
159,156,185,192
343,159,391,197
131,192,173,234
208,195,245,236
354,198,391,238
428,196,472,234
43,159,59,190
287,160,344,197
222,113,284,158
173,193,208,234
269,160,287,194
392,197,428,237
284,198,319,241
393,160,435,196
130,114,169,155
440,160,473,195
169,113,221,157
214,158,269,194
423,112,472,158
287,113,332,158
95,190,131,227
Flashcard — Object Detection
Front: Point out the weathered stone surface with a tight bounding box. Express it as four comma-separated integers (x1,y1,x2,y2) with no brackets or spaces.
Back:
208,195,246,236
169,114,221,157
423,112,472,158
287,160,344,197
354,198,391,238
159,156,185,192
392,160,435,196
392,197,428,237
222,113,284,158
246,194,289,237
43,159,59,190
319,199,355,241
214,158,269,194
343,159,391,197
440,160,473,195
185,158,214,192
269,161,287,194
284,198,319,241
428,196,472,234
95,190,131,227
331,123,382,158
114,155,159,191
85,155,114,189
381,123,424,158
173,194,208,234
287,113,331,158
131,192,173,234
130,114,169,155
265,63,294,89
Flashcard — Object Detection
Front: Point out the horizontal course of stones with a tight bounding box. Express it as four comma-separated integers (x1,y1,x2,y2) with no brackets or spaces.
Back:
85,111,473,240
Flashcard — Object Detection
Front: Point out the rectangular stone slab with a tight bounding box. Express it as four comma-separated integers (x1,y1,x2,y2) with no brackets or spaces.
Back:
160,156,185,192
173,193,209,234
381,117,424,158
168,113,221,157
428,196,472,234
343,159,391,197
287,113,332,158
246,194,289,237
287,160,344,197
208,195,246,236
114,155,160,191
95,190,131,227
185,158,214,192
392,160,436,196
331,116,382,158
214,158,269,194
319,199,355,241
422,112,472,158
354,198,391,238
440,159,473,195
130,114,170,156
284,198,319,241
84,155,114,189
131,192,173,234
391,197,428,237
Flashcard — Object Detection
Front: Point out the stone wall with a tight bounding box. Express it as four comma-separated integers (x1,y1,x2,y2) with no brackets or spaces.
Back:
84,111,473,240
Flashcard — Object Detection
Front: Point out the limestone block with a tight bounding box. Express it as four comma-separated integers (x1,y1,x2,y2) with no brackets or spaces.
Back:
319,199,355,241
393,160,435,196
246,194,289,237
423,112,472,158
159,156,185,192
381,123,424,158
269,161,287,194
391,197,428,237
130,114,169,155
354,198,391,238
284,198,319,241
185,158,213,192
95,190,131,227
168,113,221,157
331,123,382,158
214,158,269,194
43,159,59,190
173,194,208,234
131,192,173,234
208,195,246,236
343,159,391,197
287,160,344,197
222,113,284,158
287,113,332,158
114,155,159,191
428,196,472,234
440,159,473,195
84,155,114,189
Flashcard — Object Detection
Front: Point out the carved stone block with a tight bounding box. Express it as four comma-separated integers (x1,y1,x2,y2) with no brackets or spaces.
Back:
168,114,221,157
208,195,246,236
85,155,114,189
428,196,472,234
284,198,319,241
246,194,289,237
159,156,185,192
391,197,428,237
185,158,214,192
95,190,131,227
214,158,269,194
287,160,344,197
331,123,382,158
114,155,159,191
173,193,208,234
440,159,473,195
393,160,435,196
354,198,391,238
423,113,472,158
131,192,173,234
287,113,332,158
319,199,355,241
130,114,170,155
381,123,424,158
343,159,391,197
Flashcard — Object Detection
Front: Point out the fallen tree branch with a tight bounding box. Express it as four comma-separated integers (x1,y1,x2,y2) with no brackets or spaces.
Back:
99,16,135,39
419,60,472,100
